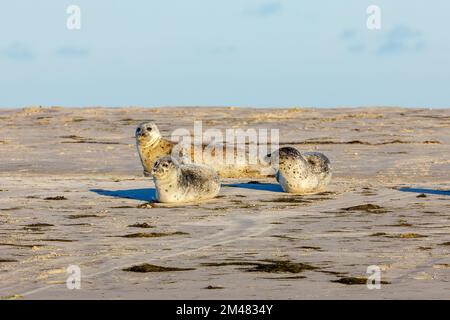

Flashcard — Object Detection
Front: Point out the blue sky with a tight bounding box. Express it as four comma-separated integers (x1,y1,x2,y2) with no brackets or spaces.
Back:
1,1,449,108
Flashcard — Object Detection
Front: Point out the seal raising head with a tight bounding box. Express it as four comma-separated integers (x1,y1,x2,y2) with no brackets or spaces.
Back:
266,147,332,194
135,122,181,176
136,122,161,149
151,156,221,203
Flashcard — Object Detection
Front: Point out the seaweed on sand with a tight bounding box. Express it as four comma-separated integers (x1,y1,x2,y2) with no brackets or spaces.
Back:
24,223,54,231
120,231,188,238
0,259,18,263
44,196,67,201
66,214,103,219
123,263,195,273
202,260,319,274
262,197,312,204
341,204,389,214
128,222,154,228
204,285,224,289
370,232,427,239
332,277,391,285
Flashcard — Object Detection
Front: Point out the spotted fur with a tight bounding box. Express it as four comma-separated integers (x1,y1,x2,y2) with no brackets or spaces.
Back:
136,121,274,178
152,156,221,203
267,147,332,194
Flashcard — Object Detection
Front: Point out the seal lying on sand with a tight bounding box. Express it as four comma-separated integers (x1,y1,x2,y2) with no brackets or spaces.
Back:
136,121,274,178
151,156,221,203
266,147,332,194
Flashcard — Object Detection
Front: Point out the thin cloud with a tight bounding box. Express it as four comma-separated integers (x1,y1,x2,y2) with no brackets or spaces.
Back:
339,29,366,53
348,43,366,53
3,43,35,60
339,29,357,40
56,46,89,57
243,2,282,17
377,26,425,55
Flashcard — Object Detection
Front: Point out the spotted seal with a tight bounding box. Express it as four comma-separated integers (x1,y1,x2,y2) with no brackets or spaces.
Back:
151,156,221,203
266,147,332,194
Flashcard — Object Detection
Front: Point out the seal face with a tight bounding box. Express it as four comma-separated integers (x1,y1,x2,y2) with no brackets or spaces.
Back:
267,147,332,194
136,122,161,149
152,156,221,203
136,121,274,178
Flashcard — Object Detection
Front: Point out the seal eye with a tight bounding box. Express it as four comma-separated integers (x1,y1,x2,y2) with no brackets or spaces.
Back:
136,128,141,133
147,127,152,132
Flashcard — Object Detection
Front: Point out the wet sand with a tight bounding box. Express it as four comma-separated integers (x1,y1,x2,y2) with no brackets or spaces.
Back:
0,106,449,299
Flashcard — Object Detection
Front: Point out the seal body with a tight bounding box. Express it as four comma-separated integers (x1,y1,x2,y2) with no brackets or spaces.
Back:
151,156,221,203
136,121,274,178
186,142,274,178
267,147,332,194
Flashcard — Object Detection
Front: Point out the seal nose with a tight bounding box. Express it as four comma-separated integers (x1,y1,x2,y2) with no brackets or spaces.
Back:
137,127,146,137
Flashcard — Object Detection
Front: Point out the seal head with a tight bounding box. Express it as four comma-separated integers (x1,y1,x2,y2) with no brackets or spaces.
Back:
265,147,307,171
151,156,180,181
136,121,161,149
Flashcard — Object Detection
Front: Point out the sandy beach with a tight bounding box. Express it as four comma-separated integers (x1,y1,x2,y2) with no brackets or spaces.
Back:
0,106,449,299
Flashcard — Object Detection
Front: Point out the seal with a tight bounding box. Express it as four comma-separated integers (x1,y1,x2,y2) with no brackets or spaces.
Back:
151,156,221,203
266,147,332,194
136,121,274,178
135,122,181,177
